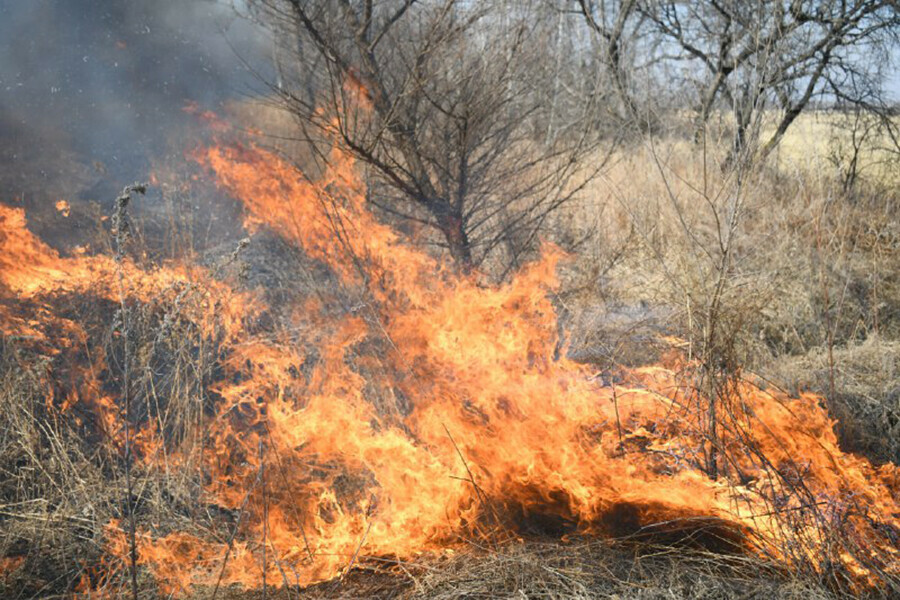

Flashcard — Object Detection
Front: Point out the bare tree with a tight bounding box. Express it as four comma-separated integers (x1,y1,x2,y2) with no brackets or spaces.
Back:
637,0,900,162
575,0,644,126
573,1,899,163
247,0,601,271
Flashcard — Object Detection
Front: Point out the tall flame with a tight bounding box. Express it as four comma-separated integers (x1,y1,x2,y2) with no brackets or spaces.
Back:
2,136,898,596
125,142,899,592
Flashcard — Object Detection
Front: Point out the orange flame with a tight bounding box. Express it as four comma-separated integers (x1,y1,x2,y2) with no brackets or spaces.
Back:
0,203,256,456
3,135,899,596
107,142,898,592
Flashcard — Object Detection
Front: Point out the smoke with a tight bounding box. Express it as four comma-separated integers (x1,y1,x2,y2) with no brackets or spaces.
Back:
0,0,271,233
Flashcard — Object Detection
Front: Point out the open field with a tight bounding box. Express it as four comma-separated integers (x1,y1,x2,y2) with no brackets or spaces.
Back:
773,111,900,186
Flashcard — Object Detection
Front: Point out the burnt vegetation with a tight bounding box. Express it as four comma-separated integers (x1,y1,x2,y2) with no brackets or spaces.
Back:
2,1,900,599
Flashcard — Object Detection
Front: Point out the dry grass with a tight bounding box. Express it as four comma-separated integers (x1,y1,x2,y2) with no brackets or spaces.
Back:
2,108,900,599
771,337,900,464
771,112,900,188
213,539,841,600
550,123,900,469
0,338,110,599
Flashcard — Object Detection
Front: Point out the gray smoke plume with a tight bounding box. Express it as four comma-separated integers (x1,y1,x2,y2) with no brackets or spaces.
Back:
0,0,271,245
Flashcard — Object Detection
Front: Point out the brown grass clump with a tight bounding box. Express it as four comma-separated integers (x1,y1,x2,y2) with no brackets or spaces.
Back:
218,539,841,600
772,337,900,464
554,131,900,464
0,338,113,598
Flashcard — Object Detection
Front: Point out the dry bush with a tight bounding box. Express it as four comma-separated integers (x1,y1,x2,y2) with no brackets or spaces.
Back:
554,125,900,467
0,269,247,597
772,337,900,464
0,337,114,598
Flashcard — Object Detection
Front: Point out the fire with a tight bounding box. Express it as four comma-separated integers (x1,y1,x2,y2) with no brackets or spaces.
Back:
2,135,899,596
0,556,24,581
0,202,255,455
129,142,900,592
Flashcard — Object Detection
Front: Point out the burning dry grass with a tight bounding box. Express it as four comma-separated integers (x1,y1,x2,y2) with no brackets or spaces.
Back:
772,337,900,465
557,133,900,460
2,124,900,599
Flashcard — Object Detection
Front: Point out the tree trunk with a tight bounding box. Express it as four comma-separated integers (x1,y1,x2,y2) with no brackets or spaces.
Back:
437,210,472,271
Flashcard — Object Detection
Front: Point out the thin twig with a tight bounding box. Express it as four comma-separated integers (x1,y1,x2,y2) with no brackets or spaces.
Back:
342,512,374,581
260,440,268,600
442,423,502,538
211,456,265,600
112,182,147,600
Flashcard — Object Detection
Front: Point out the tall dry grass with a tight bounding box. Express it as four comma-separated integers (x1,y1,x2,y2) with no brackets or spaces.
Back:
1,106,898,599
555,123,900,464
